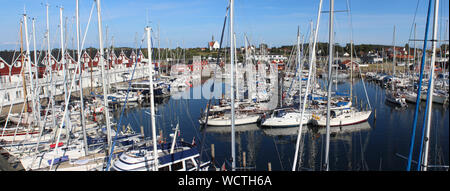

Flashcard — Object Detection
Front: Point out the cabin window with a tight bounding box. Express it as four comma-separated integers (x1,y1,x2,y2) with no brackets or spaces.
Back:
185,159,196,170
15,61,21,67
158,165,169,171
171,161,183,171
4,93,10,101
1,76,7,83
0,62,4,69
16,90,22,98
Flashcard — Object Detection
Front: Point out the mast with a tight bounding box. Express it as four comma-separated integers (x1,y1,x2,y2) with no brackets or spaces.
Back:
95,0,113,151
76,0,89,156
350,40,353,101
419,0,439,171
297,26,303,106
382,48,384,73
46,3,56,133
406,0,433,171
413,23,416,72
158,23,161,75
229,0,236,171
24,11,37,122
60,7,71,136
324,0,334,171
392,25,396,80
35,4,54,152
444,20,448,74
105,25,110,92
234,33,238,101
244,34,248,66
20,20,28,114
146,26,159,171
293,14,322,171
32,18,41,124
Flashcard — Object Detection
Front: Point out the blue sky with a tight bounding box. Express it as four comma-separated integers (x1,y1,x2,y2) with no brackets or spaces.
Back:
0,0,448,50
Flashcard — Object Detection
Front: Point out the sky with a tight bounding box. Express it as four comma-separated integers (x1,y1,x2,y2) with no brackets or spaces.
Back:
0,0,448,51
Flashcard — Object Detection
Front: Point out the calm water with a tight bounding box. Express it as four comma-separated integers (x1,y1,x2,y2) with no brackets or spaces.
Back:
113,77,449,171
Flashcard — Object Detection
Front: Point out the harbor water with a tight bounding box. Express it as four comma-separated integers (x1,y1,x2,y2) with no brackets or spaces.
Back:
113,77,449,171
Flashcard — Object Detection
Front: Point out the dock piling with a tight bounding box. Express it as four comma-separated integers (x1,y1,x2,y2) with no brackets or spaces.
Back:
243,152,246,169
211,144,215,161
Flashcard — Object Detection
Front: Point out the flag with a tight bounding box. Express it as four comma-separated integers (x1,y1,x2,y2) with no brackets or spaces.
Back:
221,162,227,171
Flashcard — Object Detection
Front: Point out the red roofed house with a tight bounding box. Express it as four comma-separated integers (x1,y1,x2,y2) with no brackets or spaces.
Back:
0,57,11,83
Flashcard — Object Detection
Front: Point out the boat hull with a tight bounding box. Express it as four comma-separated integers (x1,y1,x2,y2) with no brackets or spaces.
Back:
314,111,372,127
261,113,311,128
203,115,260,126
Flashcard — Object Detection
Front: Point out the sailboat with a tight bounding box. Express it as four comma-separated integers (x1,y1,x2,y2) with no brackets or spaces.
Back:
110,25,214,171
407,0,449,171
385,90,408,107
111,138,212,171
312,107,371,127
262,28,313,128
261,108,312,128
199,110,260,126
385,26,408,107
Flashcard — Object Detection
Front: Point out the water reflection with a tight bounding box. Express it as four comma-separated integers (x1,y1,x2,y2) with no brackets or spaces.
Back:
112,77,448,171
202,124,260,134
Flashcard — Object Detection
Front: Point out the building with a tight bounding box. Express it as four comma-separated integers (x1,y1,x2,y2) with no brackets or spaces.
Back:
208,35,220,51
208,41,219,51
361,53,383,64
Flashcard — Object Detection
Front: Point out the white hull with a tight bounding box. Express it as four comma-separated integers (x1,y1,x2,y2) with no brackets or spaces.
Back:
111,142,212,171
403,92,448,104
262,112,311,127
314,110,372,127
386,93,407,107
432,94,448,104
203,114,260,126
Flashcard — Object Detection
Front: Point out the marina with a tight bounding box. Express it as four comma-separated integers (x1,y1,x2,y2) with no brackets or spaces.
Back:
0,0,448,172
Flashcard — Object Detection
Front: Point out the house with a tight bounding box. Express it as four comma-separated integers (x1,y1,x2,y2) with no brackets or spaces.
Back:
117,50,131,68
361,53,383,64
107,50,117,69
208,41,219,51
10,53,30,75
80,51,92,70
0,57,10,83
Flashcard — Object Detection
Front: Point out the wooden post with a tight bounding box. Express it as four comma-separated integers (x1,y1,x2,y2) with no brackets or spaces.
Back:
211,144,215,161
140,125,144,137
243,152,246,169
